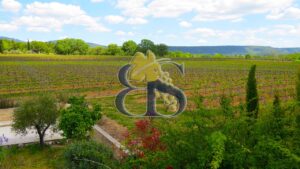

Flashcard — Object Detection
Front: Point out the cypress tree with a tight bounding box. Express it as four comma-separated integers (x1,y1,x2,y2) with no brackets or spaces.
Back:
296,68,300,104
271,94,284,138
27,40,31,51
0,40,3,53
246,65,259,118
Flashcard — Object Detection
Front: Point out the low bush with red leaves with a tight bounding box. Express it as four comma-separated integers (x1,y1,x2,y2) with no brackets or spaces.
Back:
121,119,172,169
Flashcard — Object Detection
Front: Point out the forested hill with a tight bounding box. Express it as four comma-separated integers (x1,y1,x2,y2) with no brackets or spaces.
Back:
169,46,300,55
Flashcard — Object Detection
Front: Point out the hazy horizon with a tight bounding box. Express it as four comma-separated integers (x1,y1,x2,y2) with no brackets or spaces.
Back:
1,0,300,47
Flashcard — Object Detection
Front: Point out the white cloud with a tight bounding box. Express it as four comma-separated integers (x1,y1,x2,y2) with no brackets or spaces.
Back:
116,0,149,18
1,0,22,12
115,30,134,36
0,22,18,31
179,21,192,28
185,25,300,47
90,0,104,3
17,2,110,32
267,7,300,20
115,0,294,22
104,15,125,24
126,17,148,25
15,16,63,32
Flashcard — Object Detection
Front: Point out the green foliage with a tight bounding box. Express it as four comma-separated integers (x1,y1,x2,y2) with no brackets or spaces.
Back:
0,39,27,53
245,54,252,59
137,39,156,54
297,68,300,103
208,131,227,169
155,43,168,57
246,65,259,118
220,95,233,118
88,46,105,55
106,43,122,55
122,40,137,56
59,96,102,139
12,94,59,146
64,141,117,169
167,51,193,58
55,38,89,55
31,41,51,53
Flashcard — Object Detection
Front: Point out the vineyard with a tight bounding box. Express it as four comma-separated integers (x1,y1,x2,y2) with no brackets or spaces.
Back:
0,54,299,108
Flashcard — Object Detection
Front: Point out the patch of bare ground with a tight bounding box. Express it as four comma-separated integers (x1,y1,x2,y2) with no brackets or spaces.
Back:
0,108,14,122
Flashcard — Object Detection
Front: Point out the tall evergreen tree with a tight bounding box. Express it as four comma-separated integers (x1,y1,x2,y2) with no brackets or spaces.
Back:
27,40,31,51
271,94,284,138
0,40,3,53
246,65,259,118
296,68,300,104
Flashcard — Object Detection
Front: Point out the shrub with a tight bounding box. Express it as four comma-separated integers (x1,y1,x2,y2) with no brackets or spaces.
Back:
59,96,102,139
64,141,117,169
122,119,170,169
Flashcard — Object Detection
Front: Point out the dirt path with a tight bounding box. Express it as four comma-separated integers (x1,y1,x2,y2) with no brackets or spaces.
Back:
0,108,14,122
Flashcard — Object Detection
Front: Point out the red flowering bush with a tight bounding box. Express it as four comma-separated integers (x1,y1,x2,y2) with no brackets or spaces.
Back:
121,119,172,169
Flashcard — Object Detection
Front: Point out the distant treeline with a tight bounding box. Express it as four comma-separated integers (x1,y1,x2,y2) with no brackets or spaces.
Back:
1,38,300,60
0,38,168,57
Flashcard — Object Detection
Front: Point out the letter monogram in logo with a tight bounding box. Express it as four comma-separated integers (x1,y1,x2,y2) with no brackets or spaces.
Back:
115,50,187,117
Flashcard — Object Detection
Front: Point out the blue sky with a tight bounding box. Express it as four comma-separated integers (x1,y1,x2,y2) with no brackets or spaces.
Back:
1,0,300,47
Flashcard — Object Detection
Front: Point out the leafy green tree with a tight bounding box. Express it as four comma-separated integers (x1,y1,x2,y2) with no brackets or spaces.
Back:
31,41,50,53
122,40,137,56
55,38,89,55
106,43,122,55
137,39,156,54
88,46,104,55
59,96,101,139
12,94,59,147
155,43,168,57
246,65,259,118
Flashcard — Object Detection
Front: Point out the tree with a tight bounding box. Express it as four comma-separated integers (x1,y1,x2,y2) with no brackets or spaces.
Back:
269,94,284,139
122,40,137,56
246,65,259,118
59,96,101,139
0,40,4,53
297,68,300,104
155,43,168,57
12,94,59,147
31,41,50,53
27,40,31,51
55,38,89,55
137,39,156,54
106,43,122,55
88,46,104,55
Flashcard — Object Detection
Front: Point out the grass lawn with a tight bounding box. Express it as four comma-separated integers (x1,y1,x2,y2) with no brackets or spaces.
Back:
0,145,66,169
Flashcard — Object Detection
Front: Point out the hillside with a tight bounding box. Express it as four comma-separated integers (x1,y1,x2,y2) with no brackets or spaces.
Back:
169,46,300,55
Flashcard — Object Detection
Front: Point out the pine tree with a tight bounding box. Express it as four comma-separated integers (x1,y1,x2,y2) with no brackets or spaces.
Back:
246,65,259,118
